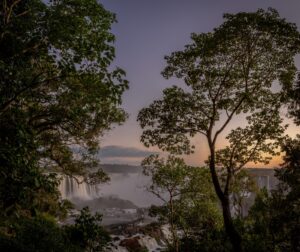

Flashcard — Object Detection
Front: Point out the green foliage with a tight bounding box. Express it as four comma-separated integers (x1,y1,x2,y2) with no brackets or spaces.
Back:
139,8,299,156
242,189,275,252
138,8,300,250
143,155,222,251
175,166,223,232
178,230,232,252
244,136,300,252
0,0,127,219
0,0,128,186
66,207,110,252
0,207,110,252
0,216,82,252
0,1,125,250
285,73,300,125
0,117,67,219
270,136,300,251
142,155,190,251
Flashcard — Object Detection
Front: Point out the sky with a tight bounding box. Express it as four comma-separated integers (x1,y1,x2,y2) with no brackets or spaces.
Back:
98,0,300,167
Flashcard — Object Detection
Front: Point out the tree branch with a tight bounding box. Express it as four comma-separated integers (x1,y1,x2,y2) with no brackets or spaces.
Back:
213,96,246,145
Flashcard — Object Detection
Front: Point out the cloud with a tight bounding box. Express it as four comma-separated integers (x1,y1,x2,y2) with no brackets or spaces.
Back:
99,145,158,158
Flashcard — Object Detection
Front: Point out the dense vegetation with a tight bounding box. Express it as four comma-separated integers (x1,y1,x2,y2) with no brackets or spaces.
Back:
0,0,127,251
0,1,299,252
138,8,300,252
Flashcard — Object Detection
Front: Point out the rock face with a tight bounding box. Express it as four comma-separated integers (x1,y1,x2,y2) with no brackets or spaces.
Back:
107,222,165,239
105,223,169,252
119,236,147,252
108,235,163,252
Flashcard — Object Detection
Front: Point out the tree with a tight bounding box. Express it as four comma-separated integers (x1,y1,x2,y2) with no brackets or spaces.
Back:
0,207,109,252
272,136,300,251
66,207,110,252
243,189,274,252
142,155,221,252
245,69,300,251
0,0,128,179
0,0,128,217
138,9,300,251
142,155,187,252
245,136,300,252
0,216,80,252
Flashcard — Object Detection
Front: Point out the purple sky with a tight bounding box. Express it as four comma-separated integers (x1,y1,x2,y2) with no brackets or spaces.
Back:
99,0,300,166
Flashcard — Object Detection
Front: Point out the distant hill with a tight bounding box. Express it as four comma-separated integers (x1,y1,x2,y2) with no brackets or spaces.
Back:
100,164,142,173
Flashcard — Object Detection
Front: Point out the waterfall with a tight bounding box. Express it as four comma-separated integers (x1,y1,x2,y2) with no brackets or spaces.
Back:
138,235,161,251
59,175,99,201
257,175,269,190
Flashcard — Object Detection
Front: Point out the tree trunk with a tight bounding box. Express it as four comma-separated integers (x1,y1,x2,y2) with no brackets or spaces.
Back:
169,194,179,252
221,197,243,252
208,143,243,252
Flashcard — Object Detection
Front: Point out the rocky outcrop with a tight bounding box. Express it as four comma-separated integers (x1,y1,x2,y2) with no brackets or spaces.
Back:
119,236,147,252
105,223,169,252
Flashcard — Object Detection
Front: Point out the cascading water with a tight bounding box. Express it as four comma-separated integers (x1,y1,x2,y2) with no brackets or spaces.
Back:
138,235,161,251
59,175,99,201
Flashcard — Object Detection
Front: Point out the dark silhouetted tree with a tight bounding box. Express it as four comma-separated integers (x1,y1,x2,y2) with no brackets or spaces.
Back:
138,9,300,251
0,0,128,217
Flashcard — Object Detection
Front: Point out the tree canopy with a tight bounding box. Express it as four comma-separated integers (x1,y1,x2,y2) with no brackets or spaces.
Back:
0,0,126,250
0,0,128,229
0,0,128,179
138,8,300,251
142,155,221,252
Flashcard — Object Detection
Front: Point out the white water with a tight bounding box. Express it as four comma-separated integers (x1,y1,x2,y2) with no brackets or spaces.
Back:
59,175,99,200
59,173,162,207
138,234,161,251
161,224,172,242
59,171,275,208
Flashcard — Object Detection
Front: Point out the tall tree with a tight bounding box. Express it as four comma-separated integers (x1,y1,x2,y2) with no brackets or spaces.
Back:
0,0,128,216
138,9,300,251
